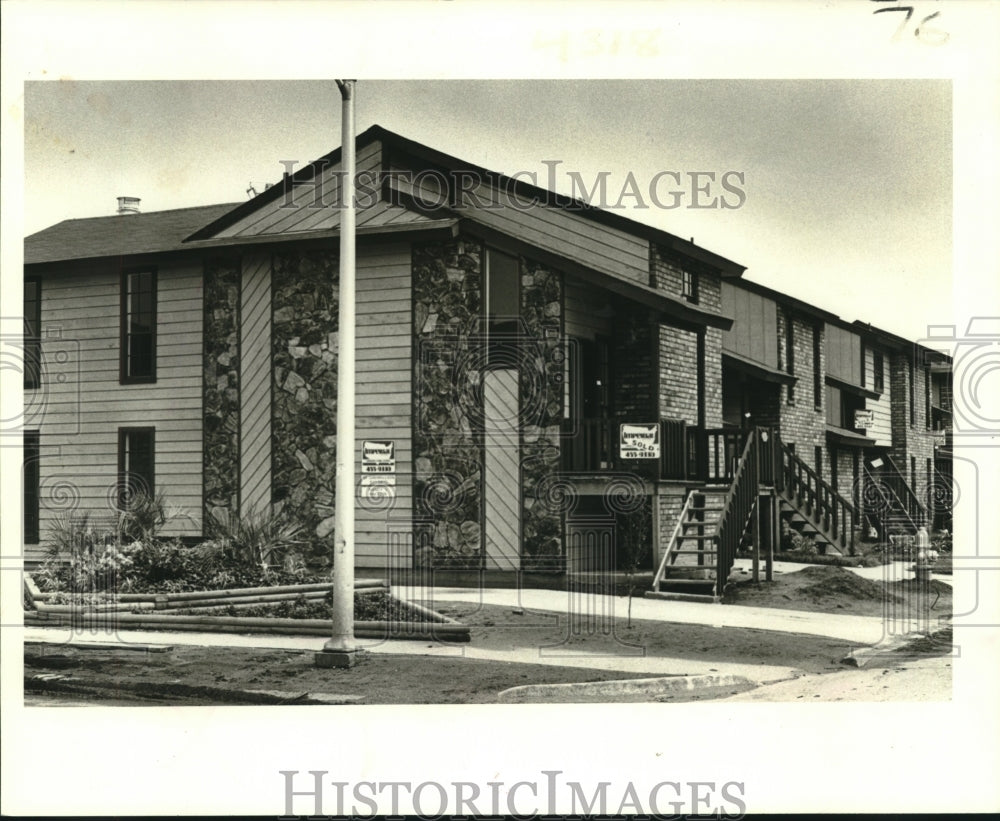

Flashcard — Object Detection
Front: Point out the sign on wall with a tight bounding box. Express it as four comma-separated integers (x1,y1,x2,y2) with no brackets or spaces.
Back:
362,440,395,474
854,410,874,430
360,474,396,500
619,423,660,459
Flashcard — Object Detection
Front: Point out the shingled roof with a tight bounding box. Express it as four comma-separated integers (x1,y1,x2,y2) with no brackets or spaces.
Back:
24,202,240,266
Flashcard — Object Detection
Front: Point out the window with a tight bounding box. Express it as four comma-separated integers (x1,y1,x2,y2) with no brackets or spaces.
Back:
681,269,698,304
812,324,822,409
24,431,40,544
831,445,838,490
121,269,156,382
118,427,155,508
785,313,795,404
484,249,519,365
910,456,917,493
873,352,884,393
24,278,41,389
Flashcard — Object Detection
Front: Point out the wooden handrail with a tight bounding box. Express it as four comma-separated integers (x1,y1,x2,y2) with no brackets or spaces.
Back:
712,428,759,596
776,431,855,553
652,490,696,592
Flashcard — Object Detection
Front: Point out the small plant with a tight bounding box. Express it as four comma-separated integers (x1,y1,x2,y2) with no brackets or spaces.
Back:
203,507,305,577
618,496,652,628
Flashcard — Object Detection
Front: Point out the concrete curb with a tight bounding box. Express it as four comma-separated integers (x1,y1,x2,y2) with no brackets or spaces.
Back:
497,673,754,703
24,675,364,705
841,621,951,668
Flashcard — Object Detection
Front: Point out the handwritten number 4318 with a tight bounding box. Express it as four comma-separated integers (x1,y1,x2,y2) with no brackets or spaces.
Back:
871,2,949,45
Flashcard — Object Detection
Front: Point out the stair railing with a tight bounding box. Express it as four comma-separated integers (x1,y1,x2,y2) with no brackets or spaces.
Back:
775,433,855,554
712,428,759,597
652,490,696,592
877,454,928,528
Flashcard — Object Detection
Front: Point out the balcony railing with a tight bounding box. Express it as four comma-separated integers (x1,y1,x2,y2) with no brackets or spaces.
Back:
560,418,754,483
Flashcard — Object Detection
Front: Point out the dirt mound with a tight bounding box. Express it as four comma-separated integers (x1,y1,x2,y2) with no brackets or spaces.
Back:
888,578,952,596
796,565,900,602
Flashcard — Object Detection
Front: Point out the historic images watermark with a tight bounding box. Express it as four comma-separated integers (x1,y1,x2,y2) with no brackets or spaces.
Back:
279,769,748,818
275,161,748,212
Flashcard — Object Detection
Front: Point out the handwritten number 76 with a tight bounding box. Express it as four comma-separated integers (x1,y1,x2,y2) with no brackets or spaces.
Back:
872,6,949,45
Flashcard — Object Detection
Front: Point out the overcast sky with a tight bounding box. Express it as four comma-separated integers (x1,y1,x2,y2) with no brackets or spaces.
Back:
24,79,951,340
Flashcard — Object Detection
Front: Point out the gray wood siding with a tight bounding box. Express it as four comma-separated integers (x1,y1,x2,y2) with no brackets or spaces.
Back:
25,264,203,559
721,282,778,368
240,253,272,516
354,241,413,568
826,323,863,387
483,369,521,570
392,164,651,286
217,140,432,238
865,345,892,447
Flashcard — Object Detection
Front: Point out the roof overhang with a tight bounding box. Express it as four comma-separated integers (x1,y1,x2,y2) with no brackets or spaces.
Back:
189,125,746,278
826,424,878,448
722,351,795,384
24,219,461,274
825,374,880,400
458,219,732,331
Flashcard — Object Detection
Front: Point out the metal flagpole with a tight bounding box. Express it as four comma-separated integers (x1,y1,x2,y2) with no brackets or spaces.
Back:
317,79,358,668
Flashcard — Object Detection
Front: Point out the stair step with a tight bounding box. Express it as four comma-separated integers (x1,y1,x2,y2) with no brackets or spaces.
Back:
676,533,716,541
656,576,715,584
671,549,718,555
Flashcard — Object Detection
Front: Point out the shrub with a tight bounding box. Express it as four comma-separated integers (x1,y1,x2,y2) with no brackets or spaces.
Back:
203,507,305,577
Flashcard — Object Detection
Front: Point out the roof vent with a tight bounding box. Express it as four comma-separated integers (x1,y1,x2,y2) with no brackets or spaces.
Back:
117,196,141,215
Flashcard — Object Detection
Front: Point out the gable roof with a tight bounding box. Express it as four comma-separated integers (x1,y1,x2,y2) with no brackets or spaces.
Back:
187,125,746,278
25,202,240,266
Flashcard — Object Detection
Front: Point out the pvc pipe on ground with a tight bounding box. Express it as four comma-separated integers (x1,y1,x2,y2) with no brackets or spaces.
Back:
25,576,387,603
25,610,471,642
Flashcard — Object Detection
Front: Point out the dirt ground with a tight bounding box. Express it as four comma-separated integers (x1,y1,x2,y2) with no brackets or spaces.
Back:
23,565,953,705
723,565,952,619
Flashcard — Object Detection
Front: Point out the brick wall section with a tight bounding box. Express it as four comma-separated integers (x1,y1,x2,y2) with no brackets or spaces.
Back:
650,244,724,428
655,487,686,567
614,306,656,420
658,325,699,425
778,312,828,481
889,351,941,512
704,327,723,428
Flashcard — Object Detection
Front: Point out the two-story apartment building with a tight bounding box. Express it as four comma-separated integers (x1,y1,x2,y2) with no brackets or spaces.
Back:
22,125,952,599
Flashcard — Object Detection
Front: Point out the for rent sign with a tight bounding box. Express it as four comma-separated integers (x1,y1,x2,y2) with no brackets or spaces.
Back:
619,423,660,459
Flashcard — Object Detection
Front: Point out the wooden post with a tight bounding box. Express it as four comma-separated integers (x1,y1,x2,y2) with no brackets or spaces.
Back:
766,492,776,582
751,495,760,583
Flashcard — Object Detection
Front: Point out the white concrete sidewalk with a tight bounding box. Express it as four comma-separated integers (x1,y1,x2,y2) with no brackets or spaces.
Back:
395,584,891,645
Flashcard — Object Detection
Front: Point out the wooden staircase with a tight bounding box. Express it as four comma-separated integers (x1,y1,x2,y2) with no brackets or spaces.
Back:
861,455,927,539
647,489,731,602
647,426,860,604
648,428,762,603
775,437,856,556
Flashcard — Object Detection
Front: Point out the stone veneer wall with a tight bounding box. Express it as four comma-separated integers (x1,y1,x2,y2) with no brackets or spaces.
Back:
412,238,484,569
203,258,241,527
270,250,340,556
520,259,564,571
